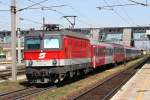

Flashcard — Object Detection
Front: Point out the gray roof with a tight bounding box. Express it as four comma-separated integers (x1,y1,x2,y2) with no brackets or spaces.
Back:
26,30,89,40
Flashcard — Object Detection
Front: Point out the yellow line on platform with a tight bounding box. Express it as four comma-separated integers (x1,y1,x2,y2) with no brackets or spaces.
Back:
136,77,149,100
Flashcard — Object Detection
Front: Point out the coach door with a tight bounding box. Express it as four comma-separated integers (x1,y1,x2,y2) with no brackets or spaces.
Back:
105,47,113,64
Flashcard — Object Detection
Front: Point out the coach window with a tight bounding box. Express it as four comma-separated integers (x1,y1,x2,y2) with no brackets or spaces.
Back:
104,49,106,55
109,49,111,56
102,48,104,55
94,48,96,56
106,49,108,55
110,49,112,56
106,49,108,56
99,48,101,56
97,48,99,56
114,48,117,53
108,49,110,56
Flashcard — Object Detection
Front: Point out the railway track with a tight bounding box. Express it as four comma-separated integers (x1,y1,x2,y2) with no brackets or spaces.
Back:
0,85,56,100
0,68,25,78
73,57,149,100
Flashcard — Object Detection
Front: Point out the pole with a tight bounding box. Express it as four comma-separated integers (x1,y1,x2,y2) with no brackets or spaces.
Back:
17,28,21,64
73,16,76,28
146,0,148,6
43,17,45,30
11,0,17,81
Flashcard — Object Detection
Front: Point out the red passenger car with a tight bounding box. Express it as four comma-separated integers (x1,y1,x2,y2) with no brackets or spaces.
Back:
111,43,125,63
91,43,114,69
91,44,105,68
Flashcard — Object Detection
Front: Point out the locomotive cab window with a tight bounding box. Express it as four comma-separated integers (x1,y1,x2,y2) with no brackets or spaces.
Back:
25,38,41,50
43,36,62,49
44,38,60,49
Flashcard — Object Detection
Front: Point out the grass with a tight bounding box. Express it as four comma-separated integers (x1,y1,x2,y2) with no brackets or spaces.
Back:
0,80,26,93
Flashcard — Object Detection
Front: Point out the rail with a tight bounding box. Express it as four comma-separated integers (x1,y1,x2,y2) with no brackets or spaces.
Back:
73,56,149,100
0,86,56,100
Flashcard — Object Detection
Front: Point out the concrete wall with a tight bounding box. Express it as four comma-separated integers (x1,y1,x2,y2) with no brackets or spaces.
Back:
122,28,132,47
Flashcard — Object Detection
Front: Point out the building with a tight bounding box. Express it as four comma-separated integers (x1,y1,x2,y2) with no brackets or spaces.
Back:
0,30,28,60
78,26,150,50
0,26,150,60
99,26,150,50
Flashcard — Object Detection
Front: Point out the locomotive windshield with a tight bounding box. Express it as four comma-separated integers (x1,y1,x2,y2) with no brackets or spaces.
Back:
44,38,60,49
25,38,41,50
25,35,62,50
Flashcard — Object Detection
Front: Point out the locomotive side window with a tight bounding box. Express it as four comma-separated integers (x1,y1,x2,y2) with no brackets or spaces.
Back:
25,38,41,50
44,38,60,49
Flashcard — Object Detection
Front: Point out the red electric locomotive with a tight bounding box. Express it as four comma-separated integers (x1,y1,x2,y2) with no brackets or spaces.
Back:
24,29,91,83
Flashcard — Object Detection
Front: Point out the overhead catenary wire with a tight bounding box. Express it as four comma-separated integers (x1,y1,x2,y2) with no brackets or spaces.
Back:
66,5,97,27
26,0,90,27
27,0,95,28
128,0,146,6
19,17,42,25
21,0,68,28
102,0,133,26
1,0,150,30
26,0,67,15
18,0,49,12
0,10,9,12
0,0,97,29
115,0,140,26
27,0,67,8
97,3,137,9
23,7,67,16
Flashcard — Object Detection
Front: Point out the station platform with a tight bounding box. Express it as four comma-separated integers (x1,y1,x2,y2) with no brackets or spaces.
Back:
111,59,150,100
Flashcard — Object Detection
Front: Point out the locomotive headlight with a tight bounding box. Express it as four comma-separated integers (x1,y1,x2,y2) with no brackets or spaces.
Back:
52,59,57,66
29,60,33,66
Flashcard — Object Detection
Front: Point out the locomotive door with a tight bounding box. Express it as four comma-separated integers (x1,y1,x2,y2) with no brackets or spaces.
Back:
93,47,98,68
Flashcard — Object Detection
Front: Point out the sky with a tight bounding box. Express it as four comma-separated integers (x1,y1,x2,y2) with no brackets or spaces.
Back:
0,0,150,30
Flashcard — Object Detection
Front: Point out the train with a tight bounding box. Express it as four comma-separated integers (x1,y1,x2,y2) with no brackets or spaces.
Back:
24,26,142,84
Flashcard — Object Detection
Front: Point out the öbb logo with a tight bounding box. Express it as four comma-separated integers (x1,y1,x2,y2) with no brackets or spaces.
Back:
38,53,46,59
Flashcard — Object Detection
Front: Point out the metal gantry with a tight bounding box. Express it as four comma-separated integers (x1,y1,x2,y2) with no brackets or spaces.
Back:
63,16,77,28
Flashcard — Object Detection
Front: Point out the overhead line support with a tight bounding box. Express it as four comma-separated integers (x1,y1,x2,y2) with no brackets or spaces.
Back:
11,0,17,81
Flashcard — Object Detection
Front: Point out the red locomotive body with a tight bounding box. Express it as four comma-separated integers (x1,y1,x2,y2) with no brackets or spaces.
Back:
24,30,91,83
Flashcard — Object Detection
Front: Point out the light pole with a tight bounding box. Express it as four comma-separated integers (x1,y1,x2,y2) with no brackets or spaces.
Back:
11,0,17,81
17,28,21,64
43,16,45,30
9,0,67,81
